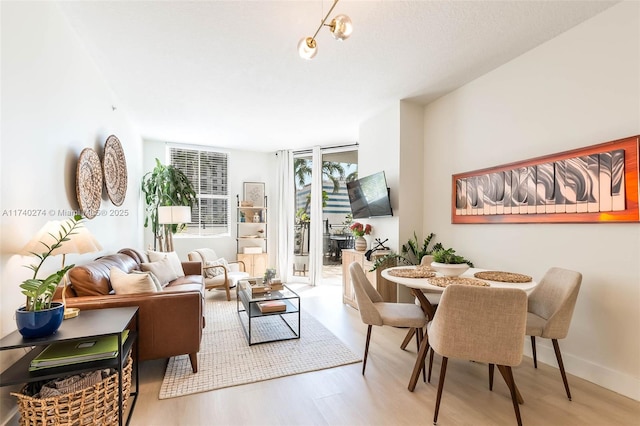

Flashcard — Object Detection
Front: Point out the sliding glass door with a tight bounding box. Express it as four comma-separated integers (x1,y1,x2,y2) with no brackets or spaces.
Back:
291,146,357,285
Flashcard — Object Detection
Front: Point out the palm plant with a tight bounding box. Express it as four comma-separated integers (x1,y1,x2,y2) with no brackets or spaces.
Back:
294,158,346,193
142,158,197,250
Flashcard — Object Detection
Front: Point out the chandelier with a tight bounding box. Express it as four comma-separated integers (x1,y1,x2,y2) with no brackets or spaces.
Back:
297,0,353,60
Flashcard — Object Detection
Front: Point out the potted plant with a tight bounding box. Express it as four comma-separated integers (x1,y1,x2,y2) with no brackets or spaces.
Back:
371,232,443,271
431,247,474,277
16,215,83,338
141,158,197,250
349,222,372,251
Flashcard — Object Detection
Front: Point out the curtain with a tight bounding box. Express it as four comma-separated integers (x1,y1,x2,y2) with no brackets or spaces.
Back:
276,150,295,283
309,146,324,286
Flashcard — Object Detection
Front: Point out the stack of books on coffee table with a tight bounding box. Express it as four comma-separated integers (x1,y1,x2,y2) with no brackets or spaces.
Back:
257,300,286,313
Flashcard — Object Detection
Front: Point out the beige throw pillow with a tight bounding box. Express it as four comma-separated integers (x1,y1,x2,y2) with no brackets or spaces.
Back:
204,258,228,278
110,267,159,294
141,257,180,287
147,250,185,277
132,270,163,292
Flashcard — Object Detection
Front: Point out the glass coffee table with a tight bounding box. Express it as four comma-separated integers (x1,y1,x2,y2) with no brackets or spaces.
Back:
236,282,300,345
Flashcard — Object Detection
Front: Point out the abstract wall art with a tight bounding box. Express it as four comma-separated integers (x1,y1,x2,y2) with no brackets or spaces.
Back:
451,135,639,223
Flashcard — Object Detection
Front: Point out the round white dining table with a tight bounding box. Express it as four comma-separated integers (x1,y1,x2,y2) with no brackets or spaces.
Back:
381,266,538,293
381,265,538,393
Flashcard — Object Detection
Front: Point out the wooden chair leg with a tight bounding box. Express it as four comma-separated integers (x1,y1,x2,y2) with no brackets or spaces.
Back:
497,365,524,404
488,363,494,391
552,339,572,400
416,328,426,382
433,356,448,425
531,336,537,368
428,348,435,383
362,325,372,375
408,332,430,391
224,281,231,301
400,327,416,350
500,365,523,426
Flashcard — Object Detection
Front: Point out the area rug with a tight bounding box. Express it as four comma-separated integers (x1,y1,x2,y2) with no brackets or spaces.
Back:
159,298,361,399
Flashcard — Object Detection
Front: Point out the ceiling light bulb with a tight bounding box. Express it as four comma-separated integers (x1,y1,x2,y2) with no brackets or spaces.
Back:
298,37,318,60
329,14,353,41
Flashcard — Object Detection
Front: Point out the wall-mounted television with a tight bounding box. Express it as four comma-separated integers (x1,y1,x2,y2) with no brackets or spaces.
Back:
346,171,393,219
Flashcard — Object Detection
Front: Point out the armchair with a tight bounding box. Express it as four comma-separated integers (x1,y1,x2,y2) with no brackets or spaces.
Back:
187,248,249,301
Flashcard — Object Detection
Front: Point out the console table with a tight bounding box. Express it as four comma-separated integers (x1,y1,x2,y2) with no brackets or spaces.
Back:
0,306,139,426
341,249,396,309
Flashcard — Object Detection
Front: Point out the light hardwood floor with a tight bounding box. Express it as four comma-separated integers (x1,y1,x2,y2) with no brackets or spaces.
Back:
129,284,639,426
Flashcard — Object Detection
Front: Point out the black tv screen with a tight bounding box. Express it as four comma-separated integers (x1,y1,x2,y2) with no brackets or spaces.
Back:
347,171,393,219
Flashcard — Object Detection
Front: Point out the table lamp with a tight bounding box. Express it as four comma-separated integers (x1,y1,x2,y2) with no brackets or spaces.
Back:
21,220,102,319
157,206,191,252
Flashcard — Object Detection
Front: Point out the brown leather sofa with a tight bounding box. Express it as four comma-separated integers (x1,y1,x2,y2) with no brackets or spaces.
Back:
53,248,205,373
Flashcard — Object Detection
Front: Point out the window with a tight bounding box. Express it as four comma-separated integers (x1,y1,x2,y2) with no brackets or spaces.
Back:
168,145,229,236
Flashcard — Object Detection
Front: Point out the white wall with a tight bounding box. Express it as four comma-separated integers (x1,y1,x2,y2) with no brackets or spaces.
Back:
143,139,277,263
359,101,425,302
0,1,144,421
422,2,640,399
358,105,401,252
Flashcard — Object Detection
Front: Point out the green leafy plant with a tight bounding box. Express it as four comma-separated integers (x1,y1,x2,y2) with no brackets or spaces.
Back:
371,232,443,271
263,268,277,284
20,215,83,311
141,158,198,249
432,248,474,267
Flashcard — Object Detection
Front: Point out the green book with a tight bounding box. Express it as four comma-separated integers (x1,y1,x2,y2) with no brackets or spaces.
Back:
29,330,129,371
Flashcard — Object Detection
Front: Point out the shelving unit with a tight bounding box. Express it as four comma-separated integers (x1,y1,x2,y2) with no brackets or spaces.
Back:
0,307,139,426
236,194,268,277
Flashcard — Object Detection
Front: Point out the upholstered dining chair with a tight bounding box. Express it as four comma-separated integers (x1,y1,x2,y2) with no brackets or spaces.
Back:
525,267,582,400
429,285,528,426
187,248,249,301
349,262,427,375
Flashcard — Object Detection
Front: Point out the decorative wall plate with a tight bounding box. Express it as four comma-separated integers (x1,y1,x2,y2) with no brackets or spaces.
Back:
103,135,127,206
76,148,103,219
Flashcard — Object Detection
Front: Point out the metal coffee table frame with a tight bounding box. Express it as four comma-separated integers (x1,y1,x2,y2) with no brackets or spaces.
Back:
237,284,300,345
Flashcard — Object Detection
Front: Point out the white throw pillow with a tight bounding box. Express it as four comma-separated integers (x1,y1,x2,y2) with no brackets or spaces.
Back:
204,258,229,278
110,267,159,294
147,250,185,277
132,270,163,292
141,257,180,287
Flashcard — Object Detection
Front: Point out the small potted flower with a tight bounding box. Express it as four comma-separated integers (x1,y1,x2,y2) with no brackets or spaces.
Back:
349,222,372,252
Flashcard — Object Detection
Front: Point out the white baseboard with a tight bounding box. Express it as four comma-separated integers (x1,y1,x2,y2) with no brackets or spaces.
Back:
1,406,18,426
523,340,640,401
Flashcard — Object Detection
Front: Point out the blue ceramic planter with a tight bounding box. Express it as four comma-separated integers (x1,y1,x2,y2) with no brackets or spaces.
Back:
16,302,64,339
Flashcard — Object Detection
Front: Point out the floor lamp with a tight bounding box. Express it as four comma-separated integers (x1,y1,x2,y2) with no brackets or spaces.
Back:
21,220,102,319
157,206,192,252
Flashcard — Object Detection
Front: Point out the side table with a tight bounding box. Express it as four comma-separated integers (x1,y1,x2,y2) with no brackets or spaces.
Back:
0,306,139,426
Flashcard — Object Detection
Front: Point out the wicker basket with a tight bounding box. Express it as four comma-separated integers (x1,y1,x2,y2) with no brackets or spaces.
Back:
11,356,133,426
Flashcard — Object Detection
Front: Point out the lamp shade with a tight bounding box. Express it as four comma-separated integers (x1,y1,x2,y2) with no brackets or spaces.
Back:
298,37,318,60
158,206,192,225
330,14,353,40
21,221,102,256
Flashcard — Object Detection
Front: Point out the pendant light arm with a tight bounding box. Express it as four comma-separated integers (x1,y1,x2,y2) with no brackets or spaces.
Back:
310,0,340,42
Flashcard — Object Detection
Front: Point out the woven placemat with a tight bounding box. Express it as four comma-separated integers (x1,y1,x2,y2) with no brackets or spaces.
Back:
473,271,532,283
388,267,436,279
426,276,490,288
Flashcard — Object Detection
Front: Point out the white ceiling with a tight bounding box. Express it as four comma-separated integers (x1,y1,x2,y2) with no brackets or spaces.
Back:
58,0,616,152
